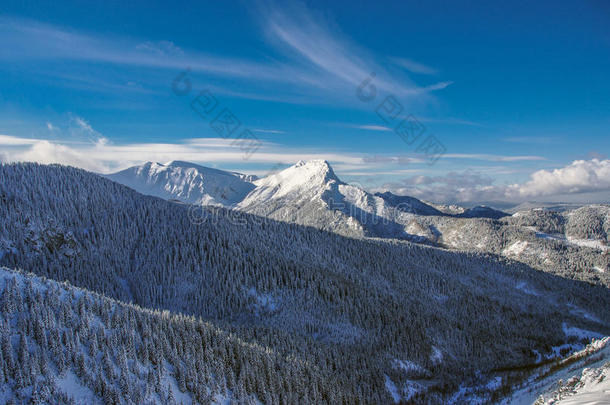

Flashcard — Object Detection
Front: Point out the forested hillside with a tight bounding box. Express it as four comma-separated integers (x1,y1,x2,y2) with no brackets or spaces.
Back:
414,210,609,287
0,267,320,404
1,162,609,403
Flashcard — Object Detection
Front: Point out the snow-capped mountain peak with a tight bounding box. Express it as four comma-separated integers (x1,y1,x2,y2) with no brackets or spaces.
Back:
293,158,335,173
235,160,342,214
107,161,256,206
252,159,340,192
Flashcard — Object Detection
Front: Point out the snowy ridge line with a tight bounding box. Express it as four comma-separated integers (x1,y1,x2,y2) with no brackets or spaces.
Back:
108,160,508,232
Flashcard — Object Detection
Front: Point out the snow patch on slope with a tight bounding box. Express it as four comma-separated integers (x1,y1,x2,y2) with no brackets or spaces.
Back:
392,359,427,375
566,237,608,252
55,371,100,404
503,240,529,256
531,229,608,253
384,375,423,403
516,281,539,296
563,323,604,341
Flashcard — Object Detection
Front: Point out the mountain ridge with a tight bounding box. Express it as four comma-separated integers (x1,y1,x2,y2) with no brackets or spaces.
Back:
107,160,256,206
108,160,508,239
106,160,608,287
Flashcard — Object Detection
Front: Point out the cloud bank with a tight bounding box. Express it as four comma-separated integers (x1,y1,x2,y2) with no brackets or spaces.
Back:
379,159,610,203
0,132,365,174
515,159,610,198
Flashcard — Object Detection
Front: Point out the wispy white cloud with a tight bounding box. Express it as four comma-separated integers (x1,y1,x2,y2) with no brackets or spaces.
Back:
259,2,451,98
0,134,39,145
361,155,424,164
443,153,546,162
417,117,484,127
405,81,454,95
0,11,449,104
341,169,420,176
16,139,111,173
343,117,483,130
252,128,286,134
0,16,309,87
347,124,392,131
503,136,555,144
135,40,184,56
71,115,102,140
391,57,438,75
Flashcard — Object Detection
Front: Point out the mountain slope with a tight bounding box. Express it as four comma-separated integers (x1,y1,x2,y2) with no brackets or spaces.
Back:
2,162,610,403
237,160,412,239
503,336,610,404
0,267,320,404
373,191,446,216
407,211,609,287
457,205,509,219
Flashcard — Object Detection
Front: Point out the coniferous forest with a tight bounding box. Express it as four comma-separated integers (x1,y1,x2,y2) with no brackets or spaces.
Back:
1,163,609,403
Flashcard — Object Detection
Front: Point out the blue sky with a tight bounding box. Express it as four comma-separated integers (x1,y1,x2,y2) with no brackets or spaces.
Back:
1,0,609,203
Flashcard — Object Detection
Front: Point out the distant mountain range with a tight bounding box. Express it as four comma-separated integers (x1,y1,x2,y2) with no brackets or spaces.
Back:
108,160,508,237
108,160,609,287
506,201,591,213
